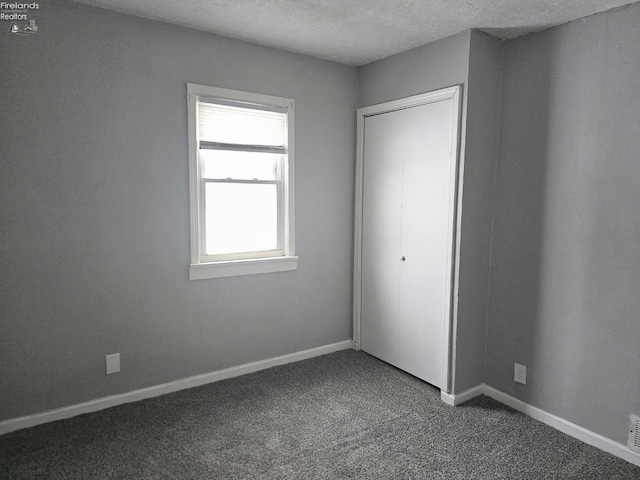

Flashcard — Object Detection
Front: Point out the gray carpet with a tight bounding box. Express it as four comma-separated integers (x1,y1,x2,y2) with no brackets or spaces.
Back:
1,350,639,479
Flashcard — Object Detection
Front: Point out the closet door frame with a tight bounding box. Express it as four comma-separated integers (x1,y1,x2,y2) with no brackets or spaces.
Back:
353,85,463,395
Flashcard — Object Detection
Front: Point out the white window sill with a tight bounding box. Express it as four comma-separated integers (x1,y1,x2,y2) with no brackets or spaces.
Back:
189,255,298,280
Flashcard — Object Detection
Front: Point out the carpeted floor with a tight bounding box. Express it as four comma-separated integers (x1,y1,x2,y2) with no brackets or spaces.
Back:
1,349,639,479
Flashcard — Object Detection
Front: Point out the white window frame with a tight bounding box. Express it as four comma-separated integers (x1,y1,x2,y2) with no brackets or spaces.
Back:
187,83,297,280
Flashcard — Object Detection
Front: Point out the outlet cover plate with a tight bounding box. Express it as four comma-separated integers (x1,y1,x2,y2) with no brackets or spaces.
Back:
514,363,527,384
106,353,120,375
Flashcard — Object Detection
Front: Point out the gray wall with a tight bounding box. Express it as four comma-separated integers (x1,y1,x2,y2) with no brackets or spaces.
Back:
357,31,471,108
0,0,357,420
486,2,640,444
453,31,502,392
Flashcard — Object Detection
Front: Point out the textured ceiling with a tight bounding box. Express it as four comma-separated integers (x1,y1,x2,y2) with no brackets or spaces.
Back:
71,0,639,65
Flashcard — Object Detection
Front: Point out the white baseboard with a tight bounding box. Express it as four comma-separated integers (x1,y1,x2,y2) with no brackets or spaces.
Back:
483,385,640,468
0,340,354,436
441,384,484,406
439,383,640,467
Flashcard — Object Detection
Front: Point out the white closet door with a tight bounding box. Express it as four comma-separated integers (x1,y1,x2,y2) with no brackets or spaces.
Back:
360,96,457,389
361,109,404,366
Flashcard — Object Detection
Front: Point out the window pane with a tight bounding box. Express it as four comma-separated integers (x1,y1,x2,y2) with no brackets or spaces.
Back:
204,183,278,255
198,102,286,147
201,150,278,181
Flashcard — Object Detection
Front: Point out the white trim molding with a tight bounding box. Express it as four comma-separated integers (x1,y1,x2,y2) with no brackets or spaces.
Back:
483,386,640,467
439,383,640,467
0,340,354,436
441,384,484,406
189,255,298,280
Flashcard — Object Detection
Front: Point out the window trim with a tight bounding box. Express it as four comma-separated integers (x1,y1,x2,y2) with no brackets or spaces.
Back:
187,83,297,280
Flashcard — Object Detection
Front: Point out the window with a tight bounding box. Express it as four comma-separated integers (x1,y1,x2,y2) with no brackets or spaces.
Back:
187,84,297,280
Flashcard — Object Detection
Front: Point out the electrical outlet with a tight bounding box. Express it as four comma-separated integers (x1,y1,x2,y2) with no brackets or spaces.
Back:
514,363,527,384
106,353,120,375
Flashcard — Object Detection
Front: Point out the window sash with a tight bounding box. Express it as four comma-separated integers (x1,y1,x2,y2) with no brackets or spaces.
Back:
198,151,285,260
